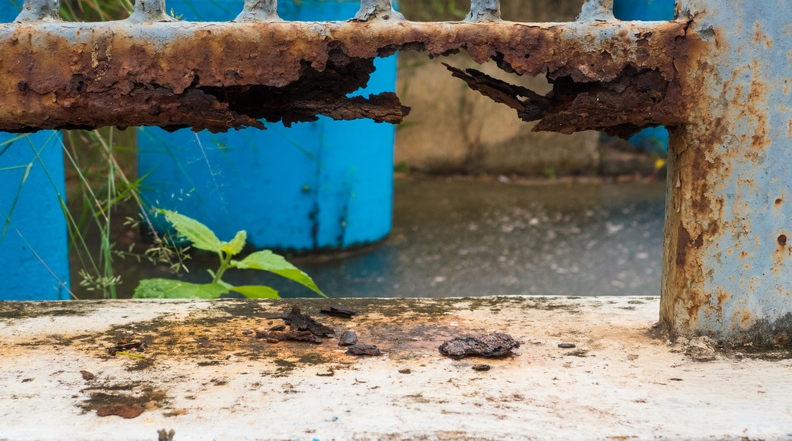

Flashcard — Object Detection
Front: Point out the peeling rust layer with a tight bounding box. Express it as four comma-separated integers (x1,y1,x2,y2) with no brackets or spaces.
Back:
0,20,689,133
446,62,684,138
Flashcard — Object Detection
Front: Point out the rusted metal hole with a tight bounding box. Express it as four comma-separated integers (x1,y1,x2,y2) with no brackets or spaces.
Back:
778,235,787,247
445,63,683,138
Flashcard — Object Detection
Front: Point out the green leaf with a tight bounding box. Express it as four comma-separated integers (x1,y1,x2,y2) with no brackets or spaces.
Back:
222,230,247,256
133,279,228,299
229,285,280,299
232,250,326,298
159,209,222,253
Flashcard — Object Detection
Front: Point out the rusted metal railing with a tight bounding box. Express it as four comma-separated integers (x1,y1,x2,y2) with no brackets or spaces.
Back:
1,0,790,345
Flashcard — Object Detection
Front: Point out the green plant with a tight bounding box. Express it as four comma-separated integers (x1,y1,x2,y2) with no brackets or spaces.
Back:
133,210,325,299
542,167,557,179
394,160,412,174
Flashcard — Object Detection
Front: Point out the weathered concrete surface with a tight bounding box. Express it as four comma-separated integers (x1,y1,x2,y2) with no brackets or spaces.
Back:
1,297,791,440
661,1,792,343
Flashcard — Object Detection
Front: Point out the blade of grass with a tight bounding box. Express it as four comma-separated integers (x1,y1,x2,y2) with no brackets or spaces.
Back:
194,132,227,212
0,206,77,299
0,162,32,246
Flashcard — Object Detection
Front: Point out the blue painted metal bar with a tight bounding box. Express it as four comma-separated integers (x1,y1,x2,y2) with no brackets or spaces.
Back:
662,0,792,343
0,2,70,300
137,0,396,251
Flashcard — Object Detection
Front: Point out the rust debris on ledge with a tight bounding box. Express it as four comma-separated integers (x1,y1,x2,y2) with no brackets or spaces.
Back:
0,20,690,134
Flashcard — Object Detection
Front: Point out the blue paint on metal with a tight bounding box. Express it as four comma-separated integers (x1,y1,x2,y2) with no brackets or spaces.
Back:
614,0,673,154
693,0,792,336
0,133,70,300
137,0,396,250
660,0,792,341
613,0,674,21
0,2,70,300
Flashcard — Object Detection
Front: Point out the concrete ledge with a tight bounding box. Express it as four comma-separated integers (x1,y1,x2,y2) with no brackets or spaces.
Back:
1,297,790,440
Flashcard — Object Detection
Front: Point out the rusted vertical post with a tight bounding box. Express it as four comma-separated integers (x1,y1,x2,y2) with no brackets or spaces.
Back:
353,0,404,21
235,0,282,22
662,0,792,343
465,0,501,23
577,0,614,22
15,0,61,23
127,0,176,22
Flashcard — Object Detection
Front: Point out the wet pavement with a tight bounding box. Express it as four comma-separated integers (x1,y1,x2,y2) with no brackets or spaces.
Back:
76,176,667,299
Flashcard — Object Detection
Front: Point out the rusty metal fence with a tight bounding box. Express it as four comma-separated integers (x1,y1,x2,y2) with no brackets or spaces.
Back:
1,0,790,345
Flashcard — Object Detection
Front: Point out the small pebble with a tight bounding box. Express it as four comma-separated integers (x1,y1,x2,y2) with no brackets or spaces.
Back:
269,325,286,331
398,368,411,374
338,331,358,346
242,331,253,335
472,364,491,371
80,371,95,381
558,343,576,349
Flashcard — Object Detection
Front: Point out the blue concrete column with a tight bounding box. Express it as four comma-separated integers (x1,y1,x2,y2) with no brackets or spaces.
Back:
138,0,396,251
0,3,70,300
0,133,71,300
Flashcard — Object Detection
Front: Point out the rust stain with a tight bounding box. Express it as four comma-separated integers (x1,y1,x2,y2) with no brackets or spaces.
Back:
660,25,727,336
772,232,790,274
739,310,753,330
716,288,730,306
0,20,690,134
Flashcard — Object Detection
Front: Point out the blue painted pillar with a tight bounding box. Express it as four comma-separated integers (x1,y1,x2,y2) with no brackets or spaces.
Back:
0,132,70,300
613,0,674,153
663,0,792,343
138,0,396,251
0,3,70,300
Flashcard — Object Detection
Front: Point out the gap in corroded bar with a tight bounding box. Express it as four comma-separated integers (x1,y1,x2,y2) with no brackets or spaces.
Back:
577,0,614,22
236,0,283,22
465,0,501,23
15,0,61,23
353,0,404,22
127,0,176,23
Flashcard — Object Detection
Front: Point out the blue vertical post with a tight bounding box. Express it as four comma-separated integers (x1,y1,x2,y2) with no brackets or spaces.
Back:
613,0,674,154
0,132,70,300
0,3,70,301
138,0,396,250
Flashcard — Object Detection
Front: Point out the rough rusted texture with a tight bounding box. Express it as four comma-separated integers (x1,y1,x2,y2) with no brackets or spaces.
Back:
0,20,688,133
346,344,382,356
577,0,614,22
352,0,404,22
338,331,358,346
661,0,792,344
15,0,61,23
438,333,520,359
446,62,684,138
464,0,501,23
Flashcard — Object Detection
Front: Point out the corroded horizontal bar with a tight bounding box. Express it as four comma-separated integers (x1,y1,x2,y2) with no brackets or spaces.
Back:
0,20,689,133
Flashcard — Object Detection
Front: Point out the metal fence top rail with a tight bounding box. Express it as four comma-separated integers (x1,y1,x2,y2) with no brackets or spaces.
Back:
0,0,691,134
